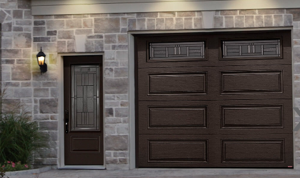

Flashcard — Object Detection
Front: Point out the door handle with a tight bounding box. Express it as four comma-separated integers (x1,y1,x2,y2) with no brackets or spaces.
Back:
65,110,69,133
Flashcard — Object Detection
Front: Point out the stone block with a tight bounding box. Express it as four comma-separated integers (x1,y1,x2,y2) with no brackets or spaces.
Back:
16,59,30,64
156,18,165,29
13,33,31,48
224,16,234,28
67,40,75,52
50,88,58,97
34,15,54,20
66,19,82,28
24,10,31,19
95,40,104,51
177,12,195,17
33,27,46,36
0,10,6,23
1,38,12,49
105,135,128,151
58,30,74,39
105,34,117,44
2,59,15,64
94,18,120,33
146,19,155,30
105,78,128,94
235,16,244,27
245,16,254,27
136,18,146,30
106,158,118,164
258,9,285,14
39,98,58,113
42,82,57,87
112,45,127,50
104,61,119,67
34,20,45,26
83,18,93,28
264,15,273,26
136,12,158,18
54,15,72,19
120,101,128,107
105,124,116,135
284,14,293,26
118,158,128,164
18,0,30,9
294,47,300,62
4,82,20,87
16,20,32,26
184,18,192,29
21,82,31,87
128,19,136,30
118,34,127,43
193,17,202,29
274,15,283,26
34,115,49,120
87,34,103,39
34,37,51,42
39,121,58,131
50,115,58,120
295,82,300,97
295,63,300,74
116,124,129,135
75,29,92,35
57,41,67,52
214,16,224,28
105,51,116,60
116,51,128,61
34,88,49,97
287,9,300,21
12,65,31,80
2,22,12,32
121,17,128,27
114,68,128,77
46,20,65,29
115,108,128,117
33,71,57,81
2,72,11,82
104,68,113,77
14,88,32,97
2,49,22,58
13,10,22,19
165,18,174,29
220,10,238,15
255,16,263,27
13,27,23,32
47,30,57,36
105,108,114,117
175,18,183,29
159,12,175,17
239,10,257,15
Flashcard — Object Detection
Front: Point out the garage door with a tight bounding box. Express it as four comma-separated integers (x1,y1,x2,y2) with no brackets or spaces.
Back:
135,30,293,168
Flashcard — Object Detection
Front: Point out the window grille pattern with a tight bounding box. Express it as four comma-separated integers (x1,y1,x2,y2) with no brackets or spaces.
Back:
222,40,281,58
71,65,100,131
150,42,205,59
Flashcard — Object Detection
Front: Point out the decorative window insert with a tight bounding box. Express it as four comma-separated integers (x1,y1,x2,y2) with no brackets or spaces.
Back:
149,42,205,60
222,40,281,58
71,65,100,131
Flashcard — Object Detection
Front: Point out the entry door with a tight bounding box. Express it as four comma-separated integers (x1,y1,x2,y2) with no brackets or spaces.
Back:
64,56,103,165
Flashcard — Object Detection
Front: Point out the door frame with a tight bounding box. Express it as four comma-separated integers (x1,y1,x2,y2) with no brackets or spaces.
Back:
128,27,295,169
57,52,105,170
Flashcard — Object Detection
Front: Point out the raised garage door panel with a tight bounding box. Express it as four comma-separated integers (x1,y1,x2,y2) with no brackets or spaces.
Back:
135,30,293,168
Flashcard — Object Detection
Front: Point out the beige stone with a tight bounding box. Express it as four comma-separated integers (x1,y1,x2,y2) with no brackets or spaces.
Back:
94,18,120,33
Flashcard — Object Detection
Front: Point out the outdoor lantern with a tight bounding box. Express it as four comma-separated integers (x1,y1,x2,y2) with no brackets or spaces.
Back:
36,47,47,73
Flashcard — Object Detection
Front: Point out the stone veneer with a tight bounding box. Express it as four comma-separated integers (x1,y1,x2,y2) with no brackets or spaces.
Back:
1,0,300,170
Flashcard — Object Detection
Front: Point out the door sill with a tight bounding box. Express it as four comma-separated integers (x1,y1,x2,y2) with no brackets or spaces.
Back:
58,165,105,170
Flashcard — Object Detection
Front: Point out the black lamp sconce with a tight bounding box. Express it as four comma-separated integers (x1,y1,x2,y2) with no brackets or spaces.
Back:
36,47,47,74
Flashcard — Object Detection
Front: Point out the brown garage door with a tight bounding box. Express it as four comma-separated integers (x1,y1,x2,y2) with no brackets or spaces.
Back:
135,30,293,168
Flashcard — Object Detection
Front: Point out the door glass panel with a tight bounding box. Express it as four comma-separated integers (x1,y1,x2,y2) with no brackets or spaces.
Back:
222,39,281,58
149,42,205,60
71,65,100,131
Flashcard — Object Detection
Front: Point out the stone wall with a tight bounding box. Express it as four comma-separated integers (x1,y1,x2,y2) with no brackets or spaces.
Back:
1,0,300,169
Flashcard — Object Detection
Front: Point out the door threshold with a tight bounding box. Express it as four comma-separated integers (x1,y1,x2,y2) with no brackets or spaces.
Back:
58,165,105,170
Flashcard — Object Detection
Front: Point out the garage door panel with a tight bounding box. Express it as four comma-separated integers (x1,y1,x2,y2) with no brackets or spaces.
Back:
218,134,293,167
138,101,220,135
218,99,292,134
149,73,206,94
221,71,282,93
138,135,217,167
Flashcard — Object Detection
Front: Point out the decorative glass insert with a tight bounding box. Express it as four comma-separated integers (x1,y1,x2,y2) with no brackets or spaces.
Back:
71,65,100,131
149,42,205,59
222,40,281,58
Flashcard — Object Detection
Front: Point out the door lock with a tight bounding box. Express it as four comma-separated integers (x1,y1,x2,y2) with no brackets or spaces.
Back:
65,110,69,133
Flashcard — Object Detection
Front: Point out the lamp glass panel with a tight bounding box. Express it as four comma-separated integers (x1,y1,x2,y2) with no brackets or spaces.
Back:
38,56,45,65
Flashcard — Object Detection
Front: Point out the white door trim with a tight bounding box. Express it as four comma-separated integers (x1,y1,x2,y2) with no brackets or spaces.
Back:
57,52,105,170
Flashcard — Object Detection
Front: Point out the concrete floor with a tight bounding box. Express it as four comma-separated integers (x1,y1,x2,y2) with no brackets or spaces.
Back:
6,169,300,178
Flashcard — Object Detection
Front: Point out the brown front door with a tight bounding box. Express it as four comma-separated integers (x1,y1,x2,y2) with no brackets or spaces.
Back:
135,30,293,168
64,56,103,165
